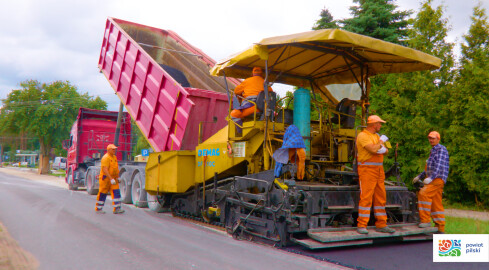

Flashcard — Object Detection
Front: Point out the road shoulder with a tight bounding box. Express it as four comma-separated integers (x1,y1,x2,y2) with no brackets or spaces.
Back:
0,167,67,189
0,222,39,270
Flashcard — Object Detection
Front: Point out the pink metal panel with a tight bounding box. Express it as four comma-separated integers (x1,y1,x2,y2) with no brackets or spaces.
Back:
98,18,194,152
181,88,228,150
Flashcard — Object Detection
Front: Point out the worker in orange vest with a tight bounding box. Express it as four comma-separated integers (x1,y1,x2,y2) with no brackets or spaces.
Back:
356,115,395,234
412,131,449,233
231,67,273,121
95,144,124,214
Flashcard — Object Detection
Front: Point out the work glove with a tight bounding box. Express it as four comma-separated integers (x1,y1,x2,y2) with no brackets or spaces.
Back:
412,176,420,184
423,177,433,185
377,145,387,154
110,179,116,185
379,135,389,143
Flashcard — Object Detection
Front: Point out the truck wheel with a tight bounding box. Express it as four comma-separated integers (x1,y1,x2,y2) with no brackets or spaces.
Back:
119,171,132,204
86,169,99,195
148,193,165,213
67,169,78,191
131,172,147,208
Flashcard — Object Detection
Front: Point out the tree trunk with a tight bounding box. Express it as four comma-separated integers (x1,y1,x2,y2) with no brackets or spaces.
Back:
38,154,50,174
38,140,51,175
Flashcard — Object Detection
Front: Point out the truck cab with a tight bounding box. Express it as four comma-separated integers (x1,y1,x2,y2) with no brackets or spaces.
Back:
63,107,132,192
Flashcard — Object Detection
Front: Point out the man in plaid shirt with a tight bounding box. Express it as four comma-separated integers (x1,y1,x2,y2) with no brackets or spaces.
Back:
412,131,449,233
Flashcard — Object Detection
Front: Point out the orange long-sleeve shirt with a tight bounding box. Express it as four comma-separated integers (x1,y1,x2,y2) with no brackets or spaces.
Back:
234,75,273,98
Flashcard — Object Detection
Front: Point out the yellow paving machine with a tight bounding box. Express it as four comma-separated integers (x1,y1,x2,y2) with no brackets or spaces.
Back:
142,29,442,249
100,20,442,249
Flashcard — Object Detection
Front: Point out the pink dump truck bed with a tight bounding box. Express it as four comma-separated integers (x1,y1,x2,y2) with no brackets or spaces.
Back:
98,17,236,152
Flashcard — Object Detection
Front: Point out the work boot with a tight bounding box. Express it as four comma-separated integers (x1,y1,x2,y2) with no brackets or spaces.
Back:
376,226,395,233
113,208,125,214
418,222,431,228
95,210,106,214
357,227,369,234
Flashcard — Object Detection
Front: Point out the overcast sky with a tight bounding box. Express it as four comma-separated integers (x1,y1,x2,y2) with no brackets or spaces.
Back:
1,0,487,110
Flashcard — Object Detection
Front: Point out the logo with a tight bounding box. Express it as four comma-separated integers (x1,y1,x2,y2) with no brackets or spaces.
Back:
434,234,489,262
439,239,461,257
198,148,220,157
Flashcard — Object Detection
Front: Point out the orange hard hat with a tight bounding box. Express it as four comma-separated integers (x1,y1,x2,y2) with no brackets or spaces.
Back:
428,131,440,140
367,115,386,124
107,144,118,150
252,67,263,74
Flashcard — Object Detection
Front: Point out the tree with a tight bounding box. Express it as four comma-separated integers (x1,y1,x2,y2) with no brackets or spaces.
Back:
368,0,455,189
446,3,489,206
0,80,107,174
313,8,339,30
132,119,151,158
341,0,412,44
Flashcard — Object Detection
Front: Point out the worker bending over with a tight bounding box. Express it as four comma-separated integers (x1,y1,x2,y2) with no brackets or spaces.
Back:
273,125,306,180
95,144,124,214
231,67,273,122
412,131,449,233
356,115,395,234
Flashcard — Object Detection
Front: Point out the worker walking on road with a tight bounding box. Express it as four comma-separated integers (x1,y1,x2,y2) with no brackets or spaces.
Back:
412,131,449,233
231,67,273,122
356,115,395,234
95,144,124,214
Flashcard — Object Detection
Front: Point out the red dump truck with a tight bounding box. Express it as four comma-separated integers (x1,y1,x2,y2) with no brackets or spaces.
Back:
63,108,132,193
91,17,237,208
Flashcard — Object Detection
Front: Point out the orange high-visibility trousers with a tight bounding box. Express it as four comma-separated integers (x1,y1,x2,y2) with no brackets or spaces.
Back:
231,106,259,119
418,178,445,232
288,148,306,180
357,165,387,228
95,177,122,212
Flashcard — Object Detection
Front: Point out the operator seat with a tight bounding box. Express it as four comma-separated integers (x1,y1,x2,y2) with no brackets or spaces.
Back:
255,91,277,121
330,98,356,129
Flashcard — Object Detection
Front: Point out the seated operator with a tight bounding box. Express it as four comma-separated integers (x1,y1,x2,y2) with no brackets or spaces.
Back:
231,67,273,122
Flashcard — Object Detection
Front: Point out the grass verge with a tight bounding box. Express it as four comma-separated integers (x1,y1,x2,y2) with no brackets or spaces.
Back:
445,216,489,234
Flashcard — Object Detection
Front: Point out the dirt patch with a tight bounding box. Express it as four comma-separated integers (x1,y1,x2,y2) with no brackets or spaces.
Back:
445,208,489,221
0,223,39,270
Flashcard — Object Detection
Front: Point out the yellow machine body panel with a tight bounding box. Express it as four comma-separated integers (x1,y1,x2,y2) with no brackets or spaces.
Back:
144,123,275,194
194,124,270,181
145,150,195,194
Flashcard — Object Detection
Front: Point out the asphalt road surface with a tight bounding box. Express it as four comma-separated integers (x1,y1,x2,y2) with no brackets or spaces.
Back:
0,171,345,270
1,170,487,270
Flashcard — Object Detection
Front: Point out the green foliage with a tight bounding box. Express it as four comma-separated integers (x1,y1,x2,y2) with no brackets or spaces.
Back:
445,3,489,207
341,0,413,44
131,120,151,157
0,80,107,158
367,1,454,184
312,8,339,30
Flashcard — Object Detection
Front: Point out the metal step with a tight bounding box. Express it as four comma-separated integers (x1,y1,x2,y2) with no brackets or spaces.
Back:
308,223,436,243
291,237,373,250
292,223,437,249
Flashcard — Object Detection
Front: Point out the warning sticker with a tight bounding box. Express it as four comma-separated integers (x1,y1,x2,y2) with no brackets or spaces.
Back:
233,142,246,158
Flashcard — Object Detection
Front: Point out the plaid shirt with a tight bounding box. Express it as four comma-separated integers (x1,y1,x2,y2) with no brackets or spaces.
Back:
418,143,450,183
